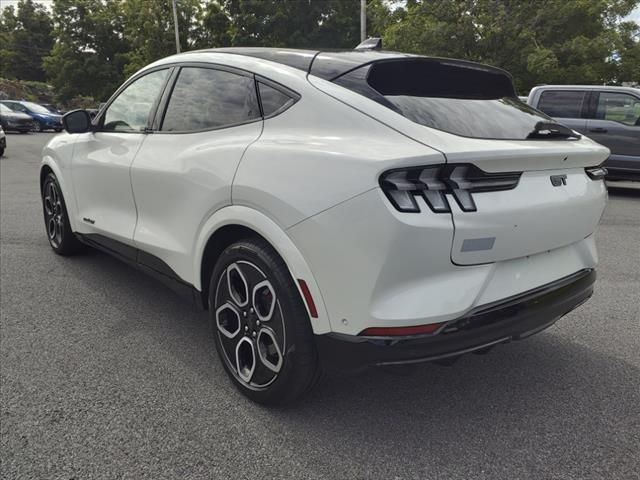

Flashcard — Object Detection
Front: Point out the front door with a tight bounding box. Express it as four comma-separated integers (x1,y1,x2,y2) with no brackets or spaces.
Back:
586,91,640,160
71,69,170,245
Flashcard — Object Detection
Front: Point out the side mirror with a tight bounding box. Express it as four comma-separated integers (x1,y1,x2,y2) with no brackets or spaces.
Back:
63,110,92,134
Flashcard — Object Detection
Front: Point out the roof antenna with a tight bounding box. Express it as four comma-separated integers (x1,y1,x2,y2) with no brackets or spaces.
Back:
355,37,382,51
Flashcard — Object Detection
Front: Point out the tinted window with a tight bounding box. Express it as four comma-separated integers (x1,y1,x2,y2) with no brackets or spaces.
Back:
5,102,27,113
103,69,168,132
335,60,556,140
537,90,586,118
595,92,640,126
258,83,295,117
162,67,260,132
21,102,51,114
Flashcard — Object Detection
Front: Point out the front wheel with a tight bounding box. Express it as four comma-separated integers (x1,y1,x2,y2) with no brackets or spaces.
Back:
208,238,320,405
41,173,84,255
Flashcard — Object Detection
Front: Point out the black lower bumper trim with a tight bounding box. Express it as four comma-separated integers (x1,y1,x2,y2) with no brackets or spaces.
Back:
315,269,596,373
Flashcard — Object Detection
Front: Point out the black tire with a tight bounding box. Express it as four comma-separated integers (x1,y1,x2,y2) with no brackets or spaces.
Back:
19,130,29,134
33,122,43,132
208,238,320,405
41,173,84,255
0,148,4,157
54,128,63,133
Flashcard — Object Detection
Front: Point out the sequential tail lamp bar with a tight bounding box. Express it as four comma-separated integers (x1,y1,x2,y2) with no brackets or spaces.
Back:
297,279,318,318
380,164,522,213
360,322,445,337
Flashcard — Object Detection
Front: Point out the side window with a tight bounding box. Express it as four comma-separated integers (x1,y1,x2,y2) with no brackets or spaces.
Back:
537,90,586,118
102,69,169,132
161,67,260,132
258,82,295,117
11,103,27,113
595,92,640,126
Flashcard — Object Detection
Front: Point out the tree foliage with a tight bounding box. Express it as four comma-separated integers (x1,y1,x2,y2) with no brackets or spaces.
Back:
384,0,640,92
0,0,638,104
0,0,53,81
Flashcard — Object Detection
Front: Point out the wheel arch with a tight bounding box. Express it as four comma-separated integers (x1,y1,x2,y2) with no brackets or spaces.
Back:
194,206,332,334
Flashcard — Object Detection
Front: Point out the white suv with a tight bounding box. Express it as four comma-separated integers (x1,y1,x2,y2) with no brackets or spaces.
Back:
41,48,609,404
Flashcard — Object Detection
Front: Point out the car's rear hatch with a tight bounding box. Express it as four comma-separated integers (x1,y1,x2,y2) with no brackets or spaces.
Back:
311,54,609,265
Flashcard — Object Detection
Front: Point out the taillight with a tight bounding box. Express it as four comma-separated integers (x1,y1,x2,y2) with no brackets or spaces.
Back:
380,164,521,213
585,166,607,180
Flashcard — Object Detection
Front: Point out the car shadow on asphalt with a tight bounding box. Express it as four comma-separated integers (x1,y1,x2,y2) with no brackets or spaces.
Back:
61,246,639,473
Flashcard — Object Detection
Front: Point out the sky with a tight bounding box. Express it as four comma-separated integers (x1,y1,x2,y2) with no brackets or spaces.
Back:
0,0,638,23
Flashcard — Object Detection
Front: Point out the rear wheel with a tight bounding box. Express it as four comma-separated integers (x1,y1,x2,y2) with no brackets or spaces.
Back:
208,238,319,405
33,122,43,132
41,173,84,255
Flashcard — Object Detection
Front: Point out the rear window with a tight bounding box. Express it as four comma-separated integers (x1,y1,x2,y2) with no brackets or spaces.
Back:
333,59,558,140
537,90,586,118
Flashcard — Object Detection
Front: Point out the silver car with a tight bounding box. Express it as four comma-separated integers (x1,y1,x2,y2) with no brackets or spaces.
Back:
528,85,640,181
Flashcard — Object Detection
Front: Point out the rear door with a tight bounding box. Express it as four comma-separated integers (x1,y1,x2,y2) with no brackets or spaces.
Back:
585,90,640,159
130,65,263,282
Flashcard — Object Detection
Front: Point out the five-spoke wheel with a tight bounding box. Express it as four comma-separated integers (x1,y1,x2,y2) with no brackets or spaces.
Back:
214,261,285,389
41,173,83,255
208,238,319,405
43,180,64,248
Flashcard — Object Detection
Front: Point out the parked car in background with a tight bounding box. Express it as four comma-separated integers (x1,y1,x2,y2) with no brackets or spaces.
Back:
0,103,34,133
42,103,66,115
0,100,63,132
528,85,640,181
0,125,5,157
42,47,608,404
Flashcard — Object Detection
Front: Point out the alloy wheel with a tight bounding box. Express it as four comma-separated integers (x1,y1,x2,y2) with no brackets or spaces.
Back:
214,260,286,389
43,181,64,248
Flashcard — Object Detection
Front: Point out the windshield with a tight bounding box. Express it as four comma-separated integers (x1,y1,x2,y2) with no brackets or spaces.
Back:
22,102,53,114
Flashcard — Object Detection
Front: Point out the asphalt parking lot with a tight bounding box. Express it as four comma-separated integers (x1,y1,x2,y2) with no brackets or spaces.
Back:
1,132,639,480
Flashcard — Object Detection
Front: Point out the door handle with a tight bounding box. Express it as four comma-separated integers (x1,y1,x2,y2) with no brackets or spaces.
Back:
589,127,607,133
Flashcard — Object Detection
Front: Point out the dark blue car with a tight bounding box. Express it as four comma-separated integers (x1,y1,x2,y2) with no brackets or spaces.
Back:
0,100,63,132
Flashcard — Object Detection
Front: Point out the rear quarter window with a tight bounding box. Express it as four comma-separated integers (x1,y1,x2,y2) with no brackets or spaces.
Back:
258,82,296,117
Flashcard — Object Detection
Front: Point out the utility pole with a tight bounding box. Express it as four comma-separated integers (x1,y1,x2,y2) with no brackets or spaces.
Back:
172,0,181,54
360,0,366,42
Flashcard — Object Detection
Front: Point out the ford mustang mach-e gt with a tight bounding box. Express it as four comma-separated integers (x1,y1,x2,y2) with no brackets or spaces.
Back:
41,46,609,404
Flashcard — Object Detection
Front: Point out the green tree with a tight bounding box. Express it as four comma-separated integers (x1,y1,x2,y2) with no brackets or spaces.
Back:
221,0,392,49
616,20,640,83
0,0,53,81
384,0,639,92
44,0,130,102
121,0,204,76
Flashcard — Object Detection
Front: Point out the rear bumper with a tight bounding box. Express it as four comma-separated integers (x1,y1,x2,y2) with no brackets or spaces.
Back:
316,269,595,373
